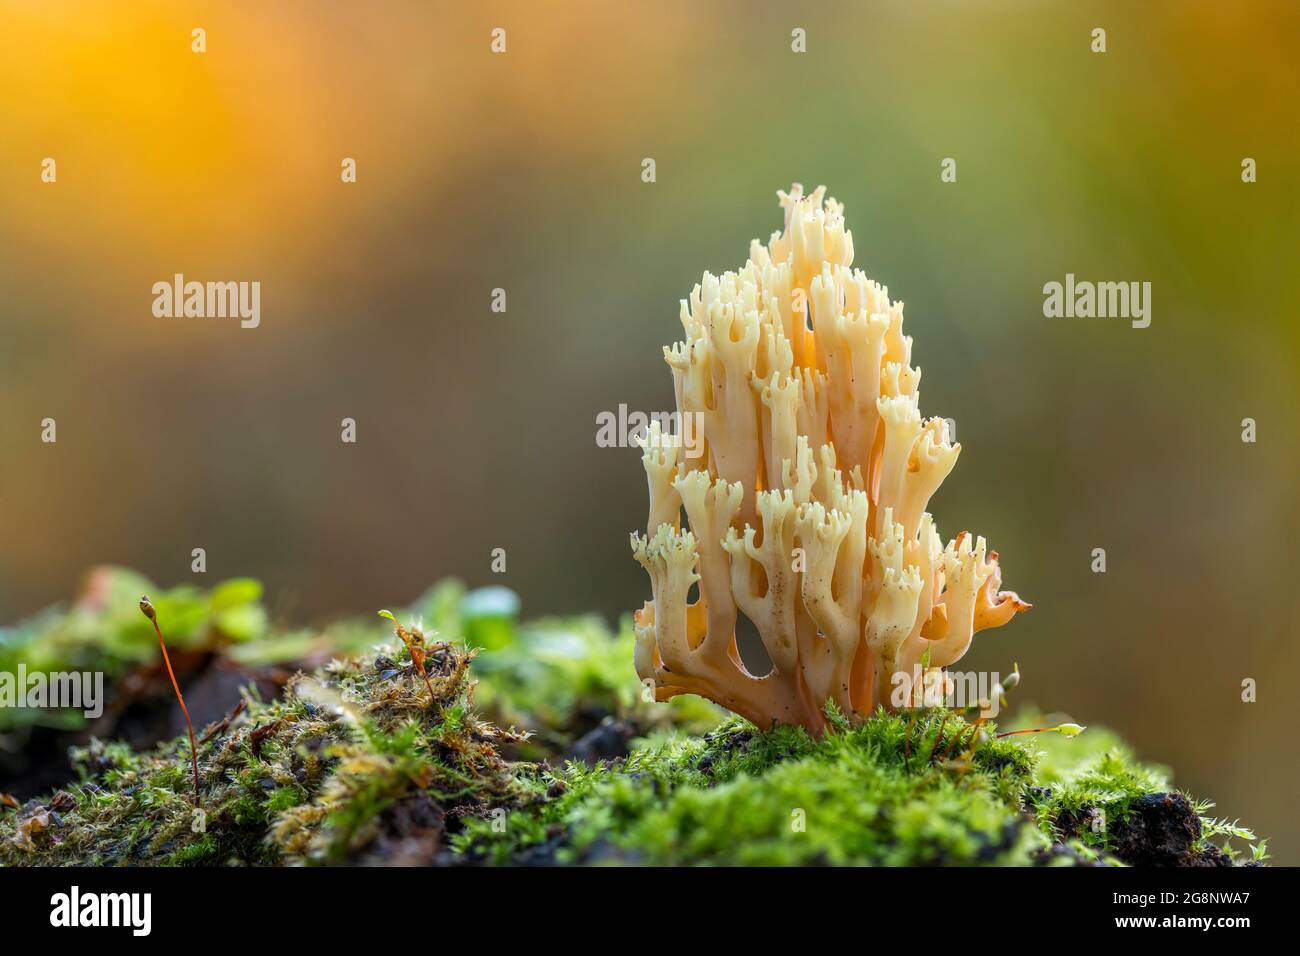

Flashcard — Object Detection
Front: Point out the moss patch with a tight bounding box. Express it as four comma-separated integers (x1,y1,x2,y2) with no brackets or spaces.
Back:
456,707,1262,867
0,600,1265,867
1,623,539,866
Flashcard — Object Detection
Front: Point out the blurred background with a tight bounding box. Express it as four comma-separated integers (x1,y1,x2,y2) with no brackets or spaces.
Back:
1,1,1297,859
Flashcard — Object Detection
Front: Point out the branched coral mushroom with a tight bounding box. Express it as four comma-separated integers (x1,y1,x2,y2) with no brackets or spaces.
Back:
631,184,1029,734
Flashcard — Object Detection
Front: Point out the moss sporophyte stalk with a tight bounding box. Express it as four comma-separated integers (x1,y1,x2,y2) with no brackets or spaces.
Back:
138,596,200,808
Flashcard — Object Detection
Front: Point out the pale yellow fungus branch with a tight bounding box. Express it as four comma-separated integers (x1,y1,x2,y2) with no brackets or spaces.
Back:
630,185,1030,733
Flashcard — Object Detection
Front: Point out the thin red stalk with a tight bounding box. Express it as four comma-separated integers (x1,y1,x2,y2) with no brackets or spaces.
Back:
415,657,435,703
140,596,201,806
994,727,1052,738
948,714,984,762
930,712,950,765
902,712,917,772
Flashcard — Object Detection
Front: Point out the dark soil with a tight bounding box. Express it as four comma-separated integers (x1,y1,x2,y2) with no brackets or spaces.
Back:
1110,792,1232,867
562,717,636,765
356,794,447,867
1055,791,1233,867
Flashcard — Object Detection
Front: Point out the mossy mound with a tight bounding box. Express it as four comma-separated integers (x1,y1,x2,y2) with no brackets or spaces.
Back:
0,615,1264,867
1,628,540,866
0,570,720,794
457,709,1261,867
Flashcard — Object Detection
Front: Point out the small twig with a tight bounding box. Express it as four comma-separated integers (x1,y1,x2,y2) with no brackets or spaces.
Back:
140,596,201,807
250,717,285,758
198,698,247,745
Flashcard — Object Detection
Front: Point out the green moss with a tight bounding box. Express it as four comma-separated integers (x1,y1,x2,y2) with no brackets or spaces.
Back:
415,581,723,759
456,710,1042,865
0,571,716,757
1006,708,1258,864
0,619,535,867
0,576,1263,867
456,707,1257,867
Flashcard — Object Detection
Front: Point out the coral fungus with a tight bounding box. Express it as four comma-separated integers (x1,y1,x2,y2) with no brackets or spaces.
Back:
631,184,1030,733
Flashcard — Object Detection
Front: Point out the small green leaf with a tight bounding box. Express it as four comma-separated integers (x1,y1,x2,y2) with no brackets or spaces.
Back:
209,578,264,612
